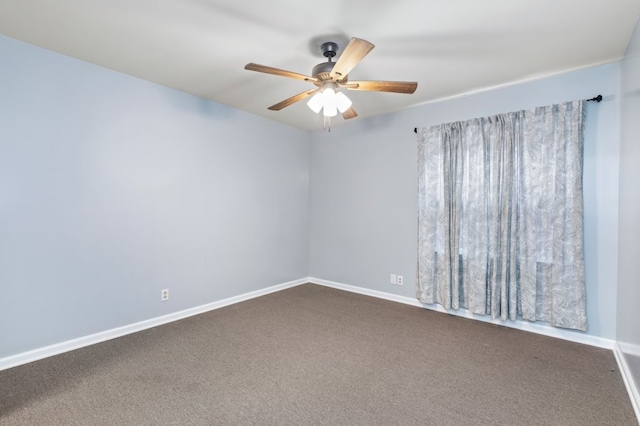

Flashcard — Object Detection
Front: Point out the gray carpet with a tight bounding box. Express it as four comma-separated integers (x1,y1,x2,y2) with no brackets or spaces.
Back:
0,284,636,425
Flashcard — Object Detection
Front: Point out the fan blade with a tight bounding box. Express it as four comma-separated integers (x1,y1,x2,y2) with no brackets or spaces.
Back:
346,80,418,94
268,89,318,111
245,63,317,82
342,107,358,120
330,38,375,80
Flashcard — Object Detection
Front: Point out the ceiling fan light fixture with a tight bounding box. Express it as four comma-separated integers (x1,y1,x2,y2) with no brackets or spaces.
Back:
323,104,338,117
335,91,352,113
307,84,351,117
321,87,338,117
307,92,324,113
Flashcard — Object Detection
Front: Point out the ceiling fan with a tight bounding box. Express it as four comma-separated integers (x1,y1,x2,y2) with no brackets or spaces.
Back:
244,37,418,127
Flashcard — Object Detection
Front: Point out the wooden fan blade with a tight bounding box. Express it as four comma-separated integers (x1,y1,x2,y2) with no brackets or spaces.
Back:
342,107,358,120
329,38,375,80
346,80,418,94
268,89,318,111
245,63,317,83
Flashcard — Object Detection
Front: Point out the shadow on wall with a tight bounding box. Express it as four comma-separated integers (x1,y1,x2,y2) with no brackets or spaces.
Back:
162,88,238,121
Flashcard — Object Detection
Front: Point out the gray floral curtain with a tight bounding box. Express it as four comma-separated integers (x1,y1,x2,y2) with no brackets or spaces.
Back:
416,100,587,331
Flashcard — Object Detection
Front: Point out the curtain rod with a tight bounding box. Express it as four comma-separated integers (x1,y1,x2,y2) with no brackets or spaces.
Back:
413,95,603,133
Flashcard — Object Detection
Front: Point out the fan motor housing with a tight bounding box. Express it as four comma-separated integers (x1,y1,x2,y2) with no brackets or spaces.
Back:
312,61,336,80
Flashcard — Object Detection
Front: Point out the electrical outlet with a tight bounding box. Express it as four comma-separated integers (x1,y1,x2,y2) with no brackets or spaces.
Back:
396,275,404,285
390,274,397,285
161,289,169,301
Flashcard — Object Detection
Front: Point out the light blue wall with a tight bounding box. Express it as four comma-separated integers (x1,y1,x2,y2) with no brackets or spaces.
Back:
0,30,627,360
619,17,640,383
0,35,311,358
309,63,621,339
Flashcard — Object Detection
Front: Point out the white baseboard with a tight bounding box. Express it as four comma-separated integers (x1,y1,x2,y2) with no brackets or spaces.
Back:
309,277,425,307
614,343,640,423
619,341,640,358
0,276,620,370
308,277,615,349
0,278,307,372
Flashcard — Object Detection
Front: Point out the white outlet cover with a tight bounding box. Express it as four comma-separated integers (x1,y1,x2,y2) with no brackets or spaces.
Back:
161,289,169,301
397,276,404,285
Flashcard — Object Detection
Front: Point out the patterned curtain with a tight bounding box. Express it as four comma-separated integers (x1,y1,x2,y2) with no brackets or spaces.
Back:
416,100,587,331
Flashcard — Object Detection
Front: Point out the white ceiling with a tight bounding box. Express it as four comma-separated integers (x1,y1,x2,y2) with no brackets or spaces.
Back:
1,0,639,130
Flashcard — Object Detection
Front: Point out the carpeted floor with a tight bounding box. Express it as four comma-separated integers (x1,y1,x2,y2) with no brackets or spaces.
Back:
0,284,636,425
